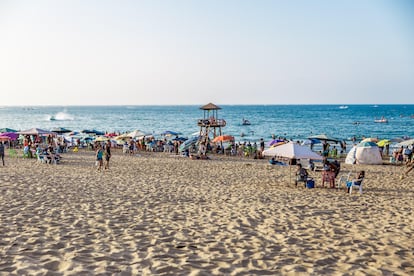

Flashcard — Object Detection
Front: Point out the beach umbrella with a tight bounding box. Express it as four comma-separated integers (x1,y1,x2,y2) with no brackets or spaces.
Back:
301,139,321,146
262,142,323,185
160,130,182,137
377,139,391,147
51,127,72,134
172,136,187,142
0,132,18,141
126,129,148,138
104,132,118,137
361,137,378,143
396,139,414,147
263,141,323,160
268,139,286,146
0,128,17,133
358,141,378,147
390,137,404,143
0,136,10,142
18,128,56,136
94,136,109,142
308,134,339,143
212,135,234,143
269,140,288,147
81,129,105,136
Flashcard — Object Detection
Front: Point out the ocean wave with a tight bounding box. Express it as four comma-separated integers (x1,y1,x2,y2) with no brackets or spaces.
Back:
46,112,75,121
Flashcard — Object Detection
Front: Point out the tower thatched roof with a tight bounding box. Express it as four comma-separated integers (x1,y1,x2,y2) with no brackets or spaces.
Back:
200,103,221,110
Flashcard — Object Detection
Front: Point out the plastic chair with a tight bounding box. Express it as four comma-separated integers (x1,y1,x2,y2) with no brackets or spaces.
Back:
336,171,352,190
36,153,47,164
347,177,364,195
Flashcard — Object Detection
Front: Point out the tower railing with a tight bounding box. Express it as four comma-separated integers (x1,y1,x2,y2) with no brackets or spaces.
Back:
197,118,226,127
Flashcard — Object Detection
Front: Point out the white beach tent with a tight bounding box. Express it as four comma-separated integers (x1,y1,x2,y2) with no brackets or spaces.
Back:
345,141,382,165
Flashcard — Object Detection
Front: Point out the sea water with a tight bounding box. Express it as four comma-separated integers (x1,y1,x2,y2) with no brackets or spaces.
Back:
0,105,413,144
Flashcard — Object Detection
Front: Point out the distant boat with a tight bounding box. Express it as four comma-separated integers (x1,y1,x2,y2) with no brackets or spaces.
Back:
242,118,251,125
339,105,348,109
374,117,388,123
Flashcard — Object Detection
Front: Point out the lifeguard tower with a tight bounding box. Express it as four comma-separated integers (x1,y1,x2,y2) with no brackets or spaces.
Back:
197,103,226,144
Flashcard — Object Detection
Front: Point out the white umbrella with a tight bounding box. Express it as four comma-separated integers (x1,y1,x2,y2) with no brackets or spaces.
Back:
263,142,323,185
263,141,323,160
127,129,148,138
396,139,414,147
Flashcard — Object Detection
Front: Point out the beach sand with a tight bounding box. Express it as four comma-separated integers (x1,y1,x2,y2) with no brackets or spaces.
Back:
0,150,413,275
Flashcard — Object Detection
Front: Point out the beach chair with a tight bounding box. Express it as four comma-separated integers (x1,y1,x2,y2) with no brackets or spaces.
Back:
347,175,365,195
336,171,352,190
36,153,47,164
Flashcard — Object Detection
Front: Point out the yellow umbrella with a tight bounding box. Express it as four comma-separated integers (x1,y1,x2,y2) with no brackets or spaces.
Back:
377,139,391,147
95,136,109,142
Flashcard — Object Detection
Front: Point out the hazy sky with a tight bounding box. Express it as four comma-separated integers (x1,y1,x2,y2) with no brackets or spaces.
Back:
1,0,413,105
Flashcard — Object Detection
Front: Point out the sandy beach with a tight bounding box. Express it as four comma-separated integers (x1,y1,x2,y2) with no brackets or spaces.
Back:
0,150,413,275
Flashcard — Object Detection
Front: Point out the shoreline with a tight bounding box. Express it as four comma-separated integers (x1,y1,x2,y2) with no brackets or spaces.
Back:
0,149,413,274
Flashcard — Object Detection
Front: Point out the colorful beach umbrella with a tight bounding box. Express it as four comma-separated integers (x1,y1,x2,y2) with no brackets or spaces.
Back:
269,140,287,147
0,136,11,141
268,139,286,146
0,132,18,141
212,135,234,143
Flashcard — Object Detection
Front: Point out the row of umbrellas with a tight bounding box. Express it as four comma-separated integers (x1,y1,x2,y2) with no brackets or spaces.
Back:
1,128,414,148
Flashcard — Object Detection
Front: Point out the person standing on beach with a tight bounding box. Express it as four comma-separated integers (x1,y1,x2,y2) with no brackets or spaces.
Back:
0,142,5,166
96,145,103,171
104,141,111,170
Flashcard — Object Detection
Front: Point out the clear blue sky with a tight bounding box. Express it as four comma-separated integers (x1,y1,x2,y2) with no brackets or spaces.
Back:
0,0,413,105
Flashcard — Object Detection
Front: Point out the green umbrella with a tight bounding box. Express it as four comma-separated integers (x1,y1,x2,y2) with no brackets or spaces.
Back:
0,128,17,133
